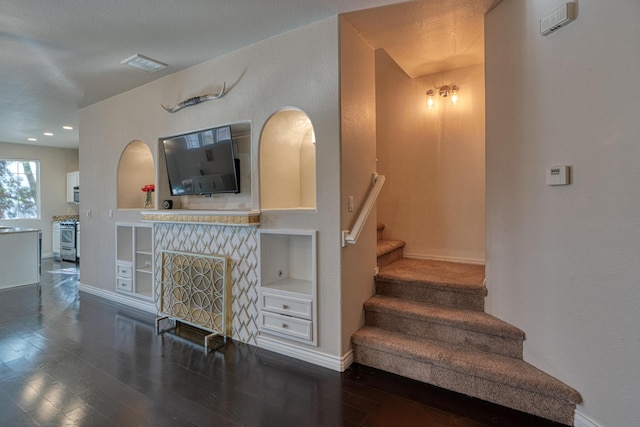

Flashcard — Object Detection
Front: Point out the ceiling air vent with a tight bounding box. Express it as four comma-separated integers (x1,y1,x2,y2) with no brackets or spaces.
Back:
121,54,167,73
540,3,576,36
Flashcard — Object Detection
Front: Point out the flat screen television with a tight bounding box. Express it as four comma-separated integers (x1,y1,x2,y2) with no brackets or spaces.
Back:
161,125,240,196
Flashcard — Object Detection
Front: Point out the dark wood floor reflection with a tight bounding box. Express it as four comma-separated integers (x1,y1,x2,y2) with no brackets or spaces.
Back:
0,259,564,427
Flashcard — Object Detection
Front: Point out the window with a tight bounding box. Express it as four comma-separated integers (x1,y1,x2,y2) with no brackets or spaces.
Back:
0,159,40,219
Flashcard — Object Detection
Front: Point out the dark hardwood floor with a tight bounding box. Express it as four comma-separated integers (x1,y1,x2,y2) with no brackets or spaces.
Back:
0,259,565,427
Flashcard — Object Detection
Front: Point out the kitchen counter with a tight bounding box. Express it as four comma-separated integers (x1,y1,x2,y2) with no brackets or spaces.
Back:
52,215,79,222
0,228,41,289
0,227,40,234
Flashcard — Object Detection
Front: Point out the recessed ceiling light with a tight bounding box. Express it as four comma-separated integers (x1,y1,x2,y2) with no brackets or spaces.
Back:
43,132,54,136
62,126,73,130
121,54,168,73
28,138,37,142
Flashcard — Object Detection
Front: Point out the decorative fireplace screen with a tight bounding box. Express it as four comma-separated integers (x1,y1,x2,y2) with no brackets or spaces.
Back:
157,250,231,348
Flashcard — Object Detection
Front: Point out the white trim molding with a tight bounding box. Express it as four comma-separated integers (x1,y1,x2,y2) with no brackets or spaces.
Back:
574,410,602,427
78,282,155,314
403,253,485,266
257,335,353,372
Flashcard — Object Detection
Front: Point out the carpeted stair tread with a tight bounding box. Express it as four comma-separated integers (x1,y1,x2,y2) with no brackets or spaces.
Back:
378,258,486,293
364,295,524,340
376,239,406,257
352,326,581,403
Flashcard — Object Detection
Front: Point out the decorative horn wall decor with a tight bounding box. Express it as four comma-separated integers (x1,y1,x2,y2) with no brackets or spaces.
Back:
161,82,227,113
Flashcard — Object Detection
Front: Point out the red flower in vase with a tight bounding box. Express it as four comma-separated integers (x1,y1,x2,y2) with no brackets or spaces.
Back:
141,184,155,193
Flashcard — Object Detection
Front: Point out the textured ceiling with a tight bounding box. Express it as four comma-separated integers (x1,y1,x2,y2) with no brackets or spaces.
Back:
0,0,494,149
343,0,500,78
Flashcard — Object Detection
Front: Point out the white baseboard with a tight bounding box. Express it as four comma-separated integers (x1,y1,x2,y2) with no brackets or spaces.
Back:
403,252,485,265
257,335,353,372
42,252,54,259
574,410,602,427
78,282,156,314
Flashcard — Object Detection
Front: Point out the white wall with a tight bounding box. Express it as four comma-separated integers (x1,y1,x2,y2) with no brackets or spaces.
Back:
79,17,343,357
0,141,79,256
485,1,640,425
339,17,378,352
376,51,486,263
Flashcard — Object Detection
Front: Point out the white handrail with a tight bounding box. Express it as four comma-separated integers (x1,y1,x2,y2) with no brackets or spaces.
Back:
341,173,386,247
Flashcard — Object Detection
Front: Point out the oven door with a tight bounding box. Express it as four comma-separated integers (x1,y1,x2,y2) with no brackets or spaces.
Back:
60,226,76,248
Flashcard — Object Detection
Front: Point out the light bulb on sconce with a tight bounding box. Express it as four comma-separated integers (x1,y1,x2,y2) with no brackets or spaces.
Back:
426,89,436,108
450,85,459,105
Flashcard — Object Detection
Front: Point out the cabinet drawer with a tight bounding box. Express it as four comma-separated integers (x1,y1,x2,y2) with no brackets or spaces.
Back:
116,277,132,292
116,263,132,278
261,293,312,319
260,312,312,341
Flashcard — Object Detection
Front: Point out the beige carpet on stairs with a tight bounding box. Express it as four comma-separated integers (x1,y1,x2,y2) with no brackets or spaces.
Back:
352,254,582,426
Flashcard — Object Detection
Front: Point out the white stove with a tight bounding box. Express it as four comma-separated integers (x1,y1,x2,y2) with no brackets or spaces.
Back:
60,220,78,263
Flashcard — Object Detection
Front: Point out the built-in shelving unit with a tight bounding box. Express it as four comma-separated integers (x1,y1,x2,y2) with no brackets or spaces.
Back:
116,222,153,300
258,229,317,345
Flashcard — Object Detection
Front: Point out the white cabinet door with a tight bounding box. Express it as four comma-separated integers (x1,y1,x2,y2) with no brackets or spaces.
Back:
52,221,60,260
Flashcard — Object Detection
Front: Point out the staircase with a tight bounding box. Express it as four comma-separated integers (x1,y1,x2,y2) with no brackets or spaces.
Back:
351,224,582,426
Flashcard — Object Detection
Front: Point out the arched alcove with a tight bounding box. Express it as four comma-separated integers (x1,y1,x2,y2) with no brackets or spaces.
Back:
260,109,316,209
117,140,155,209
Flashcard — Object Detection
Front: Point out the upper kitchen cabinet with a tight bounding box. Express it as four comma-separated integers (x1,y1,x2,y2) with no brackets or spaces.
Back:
66,171,79,203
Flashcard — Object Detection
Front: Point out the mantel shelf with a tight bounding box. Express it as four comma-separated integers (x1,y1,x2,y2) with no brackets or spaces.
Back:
141,210,260,226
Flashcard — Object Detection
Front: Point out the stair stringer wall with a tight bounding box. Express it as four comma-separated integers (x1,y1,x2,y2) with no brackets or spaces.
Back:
339,17,379,354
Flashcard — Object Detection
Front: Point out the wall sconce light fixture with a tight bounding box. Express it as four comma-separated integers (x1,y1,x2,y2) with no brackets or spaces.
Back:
426,89,436,108
426,84,460,108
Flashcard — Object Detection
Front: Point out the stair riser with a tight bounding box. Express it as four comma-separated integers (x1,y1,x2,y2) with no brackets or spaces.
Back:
376,280,485,311
353,345,576,426
365,311,523,359
377,248,403,268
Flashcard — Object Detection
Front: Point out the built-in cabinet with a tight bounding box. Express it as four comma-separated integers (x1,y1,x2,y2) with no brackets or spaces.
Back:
258,229,317,345
115,222,153,300
66,171,79,203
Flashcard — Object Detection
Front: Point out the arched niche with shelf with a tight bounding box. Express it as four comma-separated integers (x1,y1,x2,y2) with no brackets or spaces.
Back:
260,109,316,209
117,140,155,209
